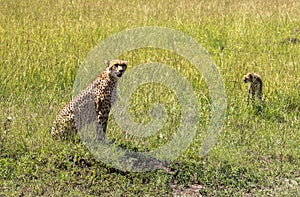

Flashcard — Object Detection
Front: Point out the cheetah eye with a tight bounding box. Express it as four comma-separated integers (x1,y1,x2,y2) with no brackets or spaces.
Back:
114,64,119,67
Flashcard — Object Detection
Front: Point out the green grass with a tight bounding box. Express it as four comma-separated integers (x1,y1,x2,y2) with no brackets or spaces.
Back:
1,0,299,195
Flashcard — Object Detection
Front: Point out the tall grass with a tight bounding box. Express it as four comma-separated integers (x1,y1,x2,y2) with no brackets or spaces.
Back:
0,0,299,195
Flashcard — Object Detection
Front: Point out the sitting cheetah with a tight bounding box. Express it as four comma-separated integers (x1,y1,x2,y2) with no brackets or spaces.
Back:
51,59,127,140
242,72,263,105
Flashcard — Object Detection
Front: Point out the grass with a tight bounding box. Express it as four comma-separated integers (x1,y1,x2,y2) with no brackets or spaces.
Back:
1,0,299,195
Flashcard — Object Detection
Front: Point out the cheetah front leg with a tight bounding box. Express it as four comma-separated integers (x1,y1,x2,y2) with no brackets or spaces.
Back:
96,115,109,141
247,85,251,105
251,85,256,104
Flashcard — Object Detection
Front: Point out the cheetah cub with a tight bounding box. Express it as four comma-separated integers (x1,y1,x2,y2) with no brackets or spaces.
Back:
242,72,263,105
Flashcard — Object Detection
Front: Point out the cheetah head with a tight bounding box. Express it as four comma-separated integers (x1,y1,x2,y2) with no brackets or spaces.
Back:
105,59,128,78
242,72,254,83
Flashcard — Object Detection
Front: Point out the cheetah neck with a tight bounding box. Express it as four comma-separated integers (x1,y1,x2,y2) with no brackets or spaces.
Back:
99,71,118,90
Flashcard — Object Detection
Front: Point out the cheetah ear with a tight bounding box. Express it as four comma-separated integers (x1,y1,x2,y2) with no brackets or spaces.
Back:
249,73,253,79
105,60,110,66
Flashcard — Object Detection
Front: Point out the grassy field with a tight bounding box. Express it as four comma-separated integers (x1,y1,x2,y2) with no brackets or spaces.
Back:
0,0,299,196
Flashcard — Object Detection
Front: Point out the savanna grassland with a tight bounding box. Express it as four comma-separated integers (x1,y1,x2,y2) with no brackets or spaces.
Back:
0,0,299,196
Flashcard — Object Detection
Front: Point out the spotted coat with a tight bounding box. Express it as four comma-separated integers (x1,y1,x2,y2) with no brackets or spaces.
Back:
242,72,263,105
51,59,127,139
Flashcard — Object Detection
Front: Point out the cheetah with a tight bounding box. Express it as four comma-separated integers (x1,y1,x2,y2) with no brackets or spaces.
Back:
51,59,127,140
242,72,263,105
